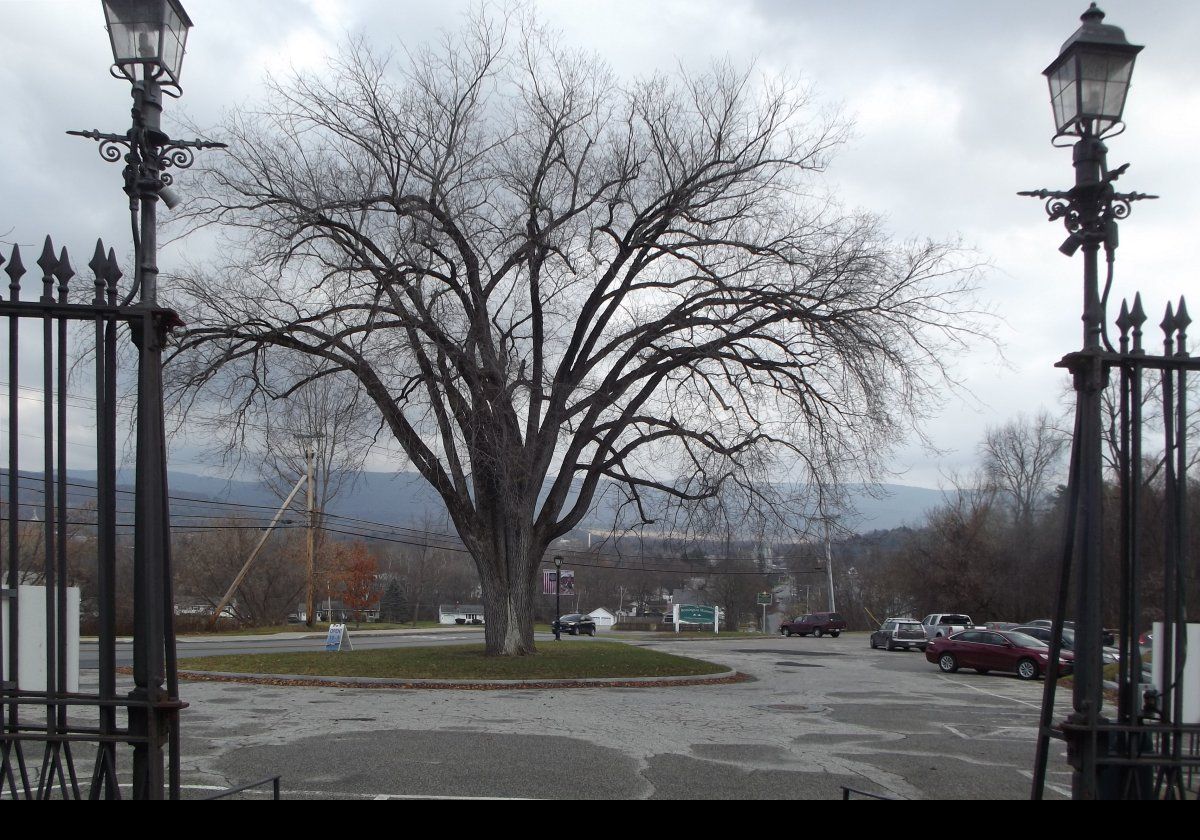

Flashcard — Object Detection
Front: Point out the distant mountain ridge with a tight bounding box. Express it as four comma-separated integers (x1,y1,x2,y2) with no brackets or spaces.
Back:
38,468,947,535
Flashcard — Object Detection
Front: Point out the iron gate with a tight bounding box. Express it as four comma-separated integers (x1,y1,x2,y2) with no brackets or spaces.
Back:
0,235,181,800
1031,293,1198,799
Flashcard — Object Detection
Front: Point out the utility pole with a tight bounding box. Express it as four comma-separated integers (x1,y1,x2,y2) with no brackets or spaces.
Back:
305,445,316,628
824,519,836,613
209,472,307,628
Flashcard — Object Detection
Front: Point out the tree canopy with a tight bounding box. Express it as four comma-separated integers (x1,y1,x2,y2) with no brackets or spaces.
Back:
167,9,986,654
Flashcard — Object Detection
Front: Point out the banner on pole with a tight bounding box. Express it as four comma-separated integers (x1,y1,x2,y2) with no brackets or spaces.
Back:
542,569,576,595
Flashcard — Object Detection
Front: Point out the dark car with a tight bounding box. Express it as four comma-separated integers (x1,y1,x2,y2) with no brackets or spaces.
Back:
870,618,927,651
1026,619,1116,646
552,614,596,636
1013,625,1119,666
926,629,1074,680
780,612,846,637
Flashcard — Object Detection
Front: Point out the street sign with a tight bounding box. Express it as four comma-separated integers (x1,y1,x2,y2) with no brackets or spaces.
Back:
757,592,772,606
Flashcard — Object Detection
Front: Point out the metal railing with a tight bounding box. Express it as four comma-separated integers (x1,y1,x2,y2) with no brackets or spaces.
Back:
201,776,282,801
1,237,182,799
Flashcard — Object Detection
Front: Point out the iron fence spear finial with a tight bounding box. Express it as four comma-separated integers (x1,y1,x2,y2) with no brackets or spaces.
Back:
89,240,108,305
4,244,23,300
1175,297,1190,355
1130,293,1146,353
54,248,74,303
1116,300,1132,351
1161,301,1177,354
37,236,58,303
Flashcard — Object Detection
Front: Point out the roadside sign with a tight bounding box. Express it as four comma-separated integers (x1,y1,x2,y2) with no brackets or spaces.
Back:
678,605,716,623
757,592,772,606
324,623,353,651
673,604,720,634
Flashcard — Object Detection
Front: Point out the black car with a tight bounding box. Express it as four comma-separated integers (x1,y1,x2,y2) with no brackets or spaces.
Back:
552,614,597,636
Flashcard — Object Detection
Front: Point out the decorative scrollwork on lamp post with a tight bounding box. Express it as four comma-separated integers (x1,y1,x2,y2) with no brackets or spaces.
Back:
65,0,224,800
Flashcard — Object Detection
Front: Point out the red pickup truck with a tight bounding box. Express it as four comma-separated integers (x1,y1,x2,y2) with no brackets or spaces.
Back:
780,612,846,637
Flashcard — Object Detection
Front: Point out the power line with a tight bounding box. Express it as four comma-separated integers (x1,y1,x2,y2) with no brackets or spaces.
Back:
3,468,803,571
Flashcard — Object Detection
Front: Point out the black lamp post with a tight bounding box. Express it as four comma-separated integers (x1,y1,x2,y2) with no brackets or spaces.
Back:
553,556,564,641
68,0,222,799
1021,4,1154,800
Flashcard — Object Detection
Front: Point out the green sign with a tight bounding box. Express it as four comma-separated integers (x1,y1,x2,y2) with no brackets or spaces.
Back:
757,592,772,606
677,605,716,623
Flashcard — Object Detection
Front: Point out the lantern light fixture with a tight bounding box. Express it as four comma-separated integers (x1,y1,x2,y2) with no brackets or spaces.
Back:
102,0,192,90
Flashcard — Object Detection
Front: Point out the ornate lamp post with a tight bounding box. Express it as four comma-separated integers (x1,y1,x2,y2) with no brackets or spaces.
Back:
553,555,564,641
1021,4,1153,799
68,0,222,799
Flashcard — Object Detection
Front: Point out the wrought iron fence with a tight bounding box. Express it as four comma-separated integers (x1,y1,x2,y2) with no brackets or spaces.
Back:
1032,292,1197,799
0,236,181,800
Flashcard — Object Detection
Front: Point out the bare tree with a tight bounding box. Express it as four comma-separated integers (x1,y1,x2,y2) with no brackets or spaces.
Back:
166,10,986,655
385,513,462,625
981,411,1068,530
255,358,375,513
1098,373,1200,484
173,523,307,626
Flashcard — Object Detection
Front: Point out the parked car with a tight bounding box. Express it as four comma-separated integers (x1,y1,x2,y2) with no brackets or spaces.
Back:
920,613,974,640
926,629,1074,680
1026,619,1115,646
552,614,597,636
780,612,846,637
984,621,1021,632
1013,625,1119,666
870,618,927,651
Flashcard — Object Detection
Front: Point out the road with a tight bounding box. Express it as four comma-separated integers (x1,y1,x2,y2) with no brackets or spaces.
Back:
75,631,1075,799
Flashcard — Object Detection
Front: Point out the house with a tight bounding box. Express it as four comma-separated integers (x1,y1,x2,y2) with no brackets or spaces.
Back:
586,607,616,631
306,599,380,623
439,604,486,625
174,599,236,619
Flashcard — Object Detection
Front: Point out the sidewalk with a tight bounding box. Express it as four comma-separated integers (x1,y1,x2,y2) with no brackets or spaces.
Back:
85,626,484,644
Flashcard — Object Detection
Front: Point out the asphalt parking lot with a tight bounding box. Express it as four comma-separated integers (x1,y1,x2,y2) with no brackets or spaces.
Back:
137,630,1074,799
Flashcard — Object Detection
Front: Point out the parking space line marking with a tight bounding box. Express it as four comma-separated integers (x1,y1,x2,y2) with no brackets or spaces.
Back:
142,784,533,800
936,675,1044,709
1017,769,1072,798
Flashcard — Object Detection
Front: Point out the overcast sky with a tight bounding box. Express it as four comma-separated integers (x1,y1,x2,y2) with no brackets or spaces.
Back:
1,0,1197,491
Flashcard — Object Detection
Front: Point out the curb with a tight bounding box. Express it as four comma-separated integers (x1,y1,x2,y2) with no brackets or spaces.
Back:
174,667,747,690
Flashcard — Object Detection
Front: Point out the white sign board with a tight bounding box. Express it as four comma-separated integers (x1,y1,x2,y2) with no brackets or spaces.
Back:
324,623,353,652
1152,622,1199,724
0,585,80,692
672,603,719,634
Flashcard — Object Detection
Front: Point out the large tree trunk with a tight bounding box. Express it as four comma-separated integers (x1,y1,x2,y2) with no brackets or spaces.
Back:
464,452,545,656
479,565,538,656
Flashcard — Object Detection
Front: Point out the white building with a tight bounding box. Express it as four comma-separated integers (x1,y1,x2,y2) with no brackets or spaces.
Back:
438,604,485,625
586,607,616,631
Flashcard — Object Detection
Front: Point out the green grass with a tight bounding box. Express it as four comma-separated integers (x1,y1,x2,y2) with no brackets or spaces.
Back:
179,641,727,680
